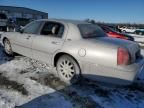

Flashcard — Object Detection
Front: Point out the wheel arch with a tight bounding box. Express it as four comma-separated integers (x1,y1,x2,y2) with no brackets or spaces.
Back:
53,52,81,73
2,37,8,45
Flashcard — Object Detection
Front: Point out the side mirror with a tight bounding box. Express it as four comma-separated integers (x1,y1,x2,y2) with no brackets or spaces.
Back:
20,28,24,33
18,26,24,33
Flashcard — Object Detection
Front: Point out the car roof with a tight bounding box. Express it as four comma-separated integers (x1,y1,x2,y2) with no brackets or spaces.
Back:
36,19,90,25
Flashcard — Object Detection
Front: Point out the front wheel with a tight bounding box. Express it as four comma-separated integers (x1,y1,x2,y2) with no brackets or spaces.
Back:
56,55,81,84
139,32,143,35
3,39,13,56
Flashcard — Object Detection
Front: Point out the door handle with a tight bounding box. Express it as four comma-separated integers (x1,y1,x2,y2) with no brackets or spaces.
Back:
51,41,60,45
26,35,31,39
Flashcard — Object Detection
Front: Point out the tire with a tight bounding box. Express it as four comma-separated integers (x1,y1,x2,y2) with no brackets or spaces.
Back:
56,55,81,85
139,32,143,35
123,30,126,33
3,39,13,56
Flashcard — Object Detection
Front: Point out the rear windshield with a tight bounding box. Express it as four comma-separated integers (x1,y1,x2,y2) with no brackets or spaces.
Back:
78,24,106,38
101,26,118,33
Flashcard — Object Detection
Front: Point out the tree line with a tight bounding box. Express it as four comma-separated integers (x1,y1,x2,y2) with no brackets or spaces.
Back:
84,19,144,28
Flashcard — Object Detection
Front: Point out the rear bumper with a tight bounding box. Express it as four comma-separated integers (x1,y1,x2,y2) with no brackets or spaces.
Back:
81,58,144,85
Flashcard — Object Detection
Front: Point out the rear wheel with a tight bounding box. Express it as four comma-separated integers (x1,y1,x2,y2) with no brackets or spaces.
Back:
3,39,13,56
56,55,81,84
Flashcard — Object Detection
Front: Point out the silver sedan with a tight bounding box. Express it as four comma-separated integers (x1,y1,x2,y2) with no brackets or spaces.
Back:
1,19,144,85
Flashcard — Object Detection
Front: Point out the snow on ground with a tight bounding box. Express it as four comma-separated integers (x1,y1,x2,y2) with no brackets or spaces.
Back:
128,33,144,46
0,45,72,108
0,44,144,108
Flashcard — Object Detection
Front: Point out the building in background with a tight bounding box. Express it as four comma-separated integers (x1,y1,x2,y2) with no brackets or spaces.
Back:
0,5,48,31
0,12,8,31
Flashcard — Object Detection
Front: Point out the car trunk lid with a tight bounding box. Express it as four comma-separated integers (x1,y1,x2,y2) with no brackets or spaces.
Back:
88,37,141,64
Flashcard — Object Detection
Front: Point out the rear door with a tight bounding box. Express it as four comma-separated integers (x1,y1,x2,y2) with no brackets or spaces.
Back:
32,21,65,65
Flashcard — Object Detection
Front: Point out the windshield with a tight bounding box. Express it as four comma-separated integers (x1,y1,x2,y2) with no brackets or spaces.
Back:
78,24,106,38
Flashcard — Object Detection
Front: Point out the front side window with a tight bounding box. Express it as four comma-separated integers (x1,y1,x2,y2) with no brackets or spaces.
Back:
23,21,42,34
40,22,64,38
78,24,106,38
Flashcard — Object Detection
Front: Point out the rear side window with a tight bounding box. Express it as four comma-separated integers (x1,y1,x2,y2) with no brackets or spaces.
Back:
23,21,42,34
40,22,64,38
78,24,106,38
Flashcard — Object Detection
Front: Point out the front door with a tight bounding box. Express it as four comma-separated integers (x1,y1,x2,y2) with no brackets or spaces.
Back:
14,33,33,58
14,21,43,58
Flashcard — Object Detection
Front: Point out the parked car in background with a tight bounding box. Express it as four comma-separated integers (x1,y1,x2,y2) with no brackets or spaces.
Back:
99,25,134,41
128,33,144,46
0,13,8,31
120,27,136,33
1,19,144,85
134,29,144,35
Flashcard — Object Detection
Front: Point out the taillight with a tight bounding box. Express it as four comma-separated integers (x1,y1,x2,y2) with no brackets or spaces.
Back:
117,47,130,65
